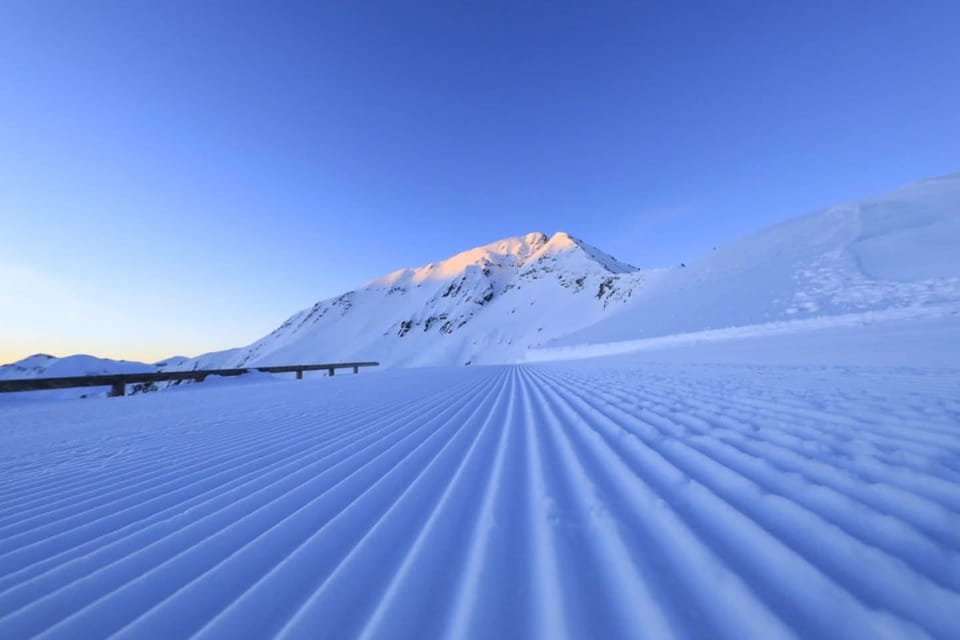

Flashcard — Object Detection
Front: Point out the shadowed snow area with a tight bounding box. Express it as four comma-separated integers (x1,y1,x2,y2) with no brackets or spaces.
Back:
1,352,958,639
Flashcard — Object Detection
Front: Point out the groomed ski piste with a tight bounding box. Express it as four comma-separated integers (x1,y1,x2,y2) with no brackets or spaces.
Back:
1,327,959,639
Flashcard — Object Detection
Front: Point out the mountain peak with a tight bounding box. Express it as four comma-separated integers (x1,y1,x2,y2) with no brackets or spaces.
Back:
208,228,648,369
544,230,578,249
523,231,637,274
477,231,550,258
369,231,636,290
371,231,552,287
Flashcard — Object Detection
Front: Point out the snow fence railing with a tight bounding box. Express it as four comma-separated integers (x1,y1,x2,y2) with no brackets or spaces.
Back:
0,362,380,397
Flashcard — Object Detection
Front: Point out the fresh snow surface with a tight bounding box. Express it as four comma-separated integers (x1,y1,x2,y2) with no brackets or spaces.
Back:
1,346,959,639
2,173,959,637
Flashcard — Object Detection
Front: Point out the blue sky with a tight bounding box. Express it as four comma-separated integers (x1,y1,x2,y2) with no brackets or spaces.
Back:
1,1,958,362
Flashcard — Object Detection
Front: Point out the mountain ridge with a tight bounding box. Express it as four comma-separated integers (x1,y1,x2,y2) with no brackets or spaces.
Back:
1,229,649,376
189,229,652,369
5,172,959,378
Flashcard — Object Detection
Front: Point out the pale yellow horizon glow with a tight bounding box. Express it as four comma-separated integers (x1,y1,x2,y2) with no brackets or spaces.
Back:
0,339,217,367
0,262,263,367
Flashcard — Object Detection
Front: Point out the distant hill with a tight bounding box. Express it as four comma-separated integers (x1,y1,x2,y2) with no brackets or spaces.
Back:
0,353,154,380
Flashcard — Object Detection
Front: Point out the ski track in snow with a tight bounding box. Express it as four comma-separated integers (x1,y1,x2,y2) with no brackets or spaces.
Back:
0,362,959,639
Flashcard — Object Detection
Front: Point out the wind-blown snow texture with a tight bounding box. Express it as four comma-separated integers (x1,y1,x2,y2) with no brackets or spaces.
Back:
1,358,958,639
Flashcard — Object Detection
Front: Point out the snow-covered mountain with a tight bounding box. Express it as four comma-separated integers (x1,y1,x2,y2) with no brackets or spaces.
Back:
6,173,958,376
545,172,960,351
0,353,196,383
193,231,655,369
0,229,646,376
203,173,960,370
0,353,155,380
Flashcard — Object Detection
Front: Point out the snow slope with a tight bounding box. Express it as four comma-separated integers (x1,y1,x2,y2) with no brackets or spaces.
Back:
529,302,960,365
191,231,654,369
0,351,957,638
547,173,960,350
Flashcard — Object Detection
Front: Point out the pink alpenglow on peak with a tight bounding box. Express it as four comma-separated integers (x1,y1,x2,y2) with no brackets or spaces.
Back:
186,231,652,370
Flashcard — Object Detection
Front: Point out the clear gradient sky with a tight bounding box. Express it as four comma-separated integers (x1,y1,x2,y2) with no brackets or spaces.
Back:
1,1,958,363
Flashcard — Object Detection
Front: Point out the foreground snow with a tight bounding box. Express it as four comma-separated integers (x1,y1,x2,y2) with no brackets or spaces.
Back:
1,355,958,639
